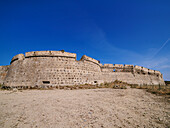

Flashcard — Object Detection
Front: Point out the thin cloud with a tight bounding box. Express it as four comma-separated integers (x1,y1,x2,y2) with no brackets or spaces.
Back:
158,65,170,69
137,57,169,69
86,22,143,61
84,23,170,80
152,38,170,58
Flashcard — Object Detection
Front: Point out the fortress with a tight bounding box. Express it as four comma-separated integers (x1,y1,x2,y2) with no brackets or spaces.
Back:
0,50,165,89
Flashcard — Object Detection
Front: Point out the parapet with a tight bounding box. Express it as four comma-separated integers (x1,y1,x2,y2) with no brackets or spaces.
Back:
148,69,155,74
141,67,149,74
103,64,114,68
25,51,76,58
114,64,124,68
155,70,161,76
25,51,35,57
124,64,134,67
11,54,25,64
134,65,142,70
50,51,76,58
80,55,99,65
8,50,163,78
10,50,77,64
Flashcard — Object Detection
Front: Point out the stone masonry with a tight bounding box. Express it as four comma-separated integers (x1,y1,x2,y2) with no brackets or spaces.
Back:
0,50,165,88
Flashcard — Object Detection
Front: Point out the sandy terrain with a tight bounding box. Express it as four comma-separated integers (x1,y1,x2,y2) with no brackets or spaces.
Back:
0,88,169,128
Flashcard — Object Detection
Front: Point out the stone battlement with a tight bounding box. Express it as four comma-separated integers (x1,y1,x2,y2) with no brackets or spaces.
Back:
103,64,114,67
25,51,76,58
80,55,100,65
11,51,162,76
0,50,165,88
101,64,162,77
10,51,77,64
11,51,100,66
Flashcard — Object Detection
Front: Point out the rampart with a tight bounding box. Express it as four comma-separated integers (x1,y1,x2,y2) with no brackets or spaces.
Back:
101,64,164,85
0,65,9,85
0,50,165,88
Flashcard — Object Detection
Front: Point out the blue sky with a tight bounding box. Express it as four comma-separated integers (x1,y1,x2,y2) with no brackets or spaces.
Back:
0,0,170,80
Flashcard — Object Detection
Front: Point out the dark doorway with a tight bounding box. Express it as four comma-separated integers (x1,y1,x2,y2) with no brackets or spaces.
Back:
43,81,50,84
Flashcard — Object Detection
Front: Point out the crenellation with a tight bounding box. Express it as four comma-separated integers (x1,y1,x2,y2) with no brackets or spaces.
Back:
148,69,154,74
114,64,124,67
124,65,133,68
134,65,142,70
154,70,161,77
141,67,149,74
103,64,114,67
123,65,134,72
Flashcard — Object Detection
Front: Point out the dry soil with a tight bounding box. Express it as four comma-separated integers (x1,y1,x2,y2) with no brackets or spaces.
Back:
0,88,169,128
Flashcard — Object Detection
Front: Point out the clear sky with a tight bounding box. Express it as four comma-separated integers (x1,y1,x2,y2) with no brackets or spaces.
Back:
0,0,170,80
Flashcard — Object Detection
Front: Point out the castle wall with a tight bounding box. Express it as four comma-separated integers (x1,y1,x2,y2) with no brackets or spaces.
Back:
101,65,165,85
1,51,165,88
101,72,164,85
0,66,9,85
4,51,102,87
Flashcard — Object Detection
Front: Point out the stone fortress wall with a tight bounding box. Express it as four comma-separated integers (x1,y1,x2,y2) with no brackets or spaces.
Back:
0,50,165,88
0,65,9,85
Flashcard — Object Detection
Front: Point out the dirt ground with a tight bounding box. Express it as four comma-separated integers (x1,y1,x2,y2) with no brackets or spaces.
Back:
0,88,169,128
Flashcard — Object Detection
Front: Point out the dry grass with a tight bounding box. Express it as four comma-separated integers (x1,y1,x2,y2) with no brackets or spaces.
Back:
1,80,128,90
101,80,127,89
129,84,170,95
68,80,128,89
4,80,170,95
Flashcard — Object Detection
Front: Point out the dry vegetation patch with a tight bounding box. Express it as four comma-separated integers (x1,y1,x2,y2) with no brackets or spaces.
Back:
129,84,170,95
1,80,128,90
